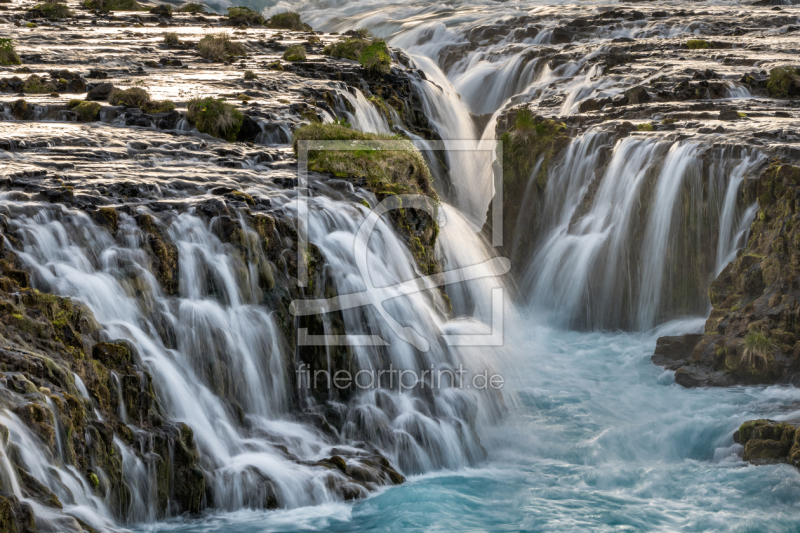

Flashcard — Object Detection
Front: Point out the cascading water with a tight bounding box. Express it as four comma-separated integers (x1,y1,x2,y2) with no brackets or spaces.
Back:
3,0,800,530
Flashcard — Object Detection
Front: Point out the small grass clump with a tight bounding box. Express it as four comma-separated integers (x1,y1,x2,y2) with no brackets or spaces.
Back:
741,331,774,370
81,0,145,10
0,38,20,66
22,74,54,94
197,33,245,62
177,2,205,12
283,44,306,61
266,11,312,31
267,61,283,71
243,70,257,80
29,2,73,19
323,37,367,61
359,40,391,75
71,100,101,122
109,87,150,107
292,123,435,198
636,122,655,131
766,66,800,97
187,97,243,142
163,32,181,45
323,37,392,75
109,87,175,113
226,6,264,25
686,39,710,49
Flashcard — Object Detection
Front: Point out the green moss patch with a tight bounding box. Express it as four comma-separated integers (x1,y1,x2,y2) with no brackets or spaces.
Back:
177,2,204,12
29,2,73,19
72,101,101,122
767,66,800,97
109,88,175,113
0,38,20,66
226,6,264,25
282,44,306,61
266,11,312,31
243,69,257,80
323,37,392,75
359,40,391,75
197,33,245,62
686,39,710,49
292,123,435,199
21,74,54,94
187,97,243,142
81,0,145,10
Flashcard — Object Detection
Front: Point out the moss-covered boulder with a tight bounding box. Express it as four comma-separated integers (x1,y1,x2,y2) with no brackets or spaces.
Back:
266,11,312,31
735,419,800,465
187,97,244,142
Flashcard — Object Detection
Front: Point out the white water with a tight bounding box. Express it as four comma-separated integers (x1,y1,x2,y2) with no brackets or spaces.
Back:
3,1,798,531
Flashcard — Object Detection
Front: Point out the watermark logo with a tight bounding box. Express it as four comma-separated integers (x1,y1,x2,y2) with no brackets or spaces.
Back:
290,139,507,352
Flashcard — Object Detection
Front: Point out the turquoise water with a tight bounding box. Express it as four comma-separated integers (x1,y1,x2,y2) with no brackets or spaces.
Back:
136,317,800,532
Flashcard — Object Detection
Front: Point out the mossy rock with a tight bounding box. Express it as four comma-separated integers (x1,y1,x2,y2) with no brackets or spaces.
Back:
81,0,145,10
0,492,36,533
28,2,73,18
282,44,306,62
292,123,436,199
73,101,101,122
226,6,264,25
197,33,245,62
0,38,21,66
266,11,312,31
767,66,800,97
92,342,131,368
686,39,710,49
187,97,244,142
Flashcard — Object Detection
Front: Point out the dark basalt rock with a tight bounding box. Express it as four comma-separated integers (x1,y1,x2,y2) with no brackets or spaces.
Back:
86,82,115,101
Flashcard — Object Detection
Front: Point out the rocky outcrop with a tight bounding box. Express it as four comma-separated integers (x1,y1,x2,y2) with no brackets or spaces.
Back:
734,419,800,466
654,164,800,387
481,106,572,270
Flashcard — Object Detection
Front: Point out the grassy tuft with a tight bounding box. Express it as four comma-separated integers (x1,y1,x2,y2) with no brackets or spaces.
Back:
267,61,283,71
177,2,205,12
226,6,264,25
109,87,174,113
243,70,257,79
686,39,709,49
323,37,367,61
187,97,243,142
266,11,311,31
198,33,245,62
0,38,20,66
22,74,54,93
292,123,436,198
29,2,73,19
109,87,150,107
283,44,306,61
163,32,181,45
637,123,655,131
767,66,800,97
73,101,101,122
359,40,391,75
81,0,145,10
741,331,774,370
323,37,392,74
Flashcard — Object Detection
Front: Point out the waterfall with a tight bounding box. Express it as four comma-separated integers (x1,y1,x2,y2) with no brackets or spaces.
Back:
522,135,764,331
